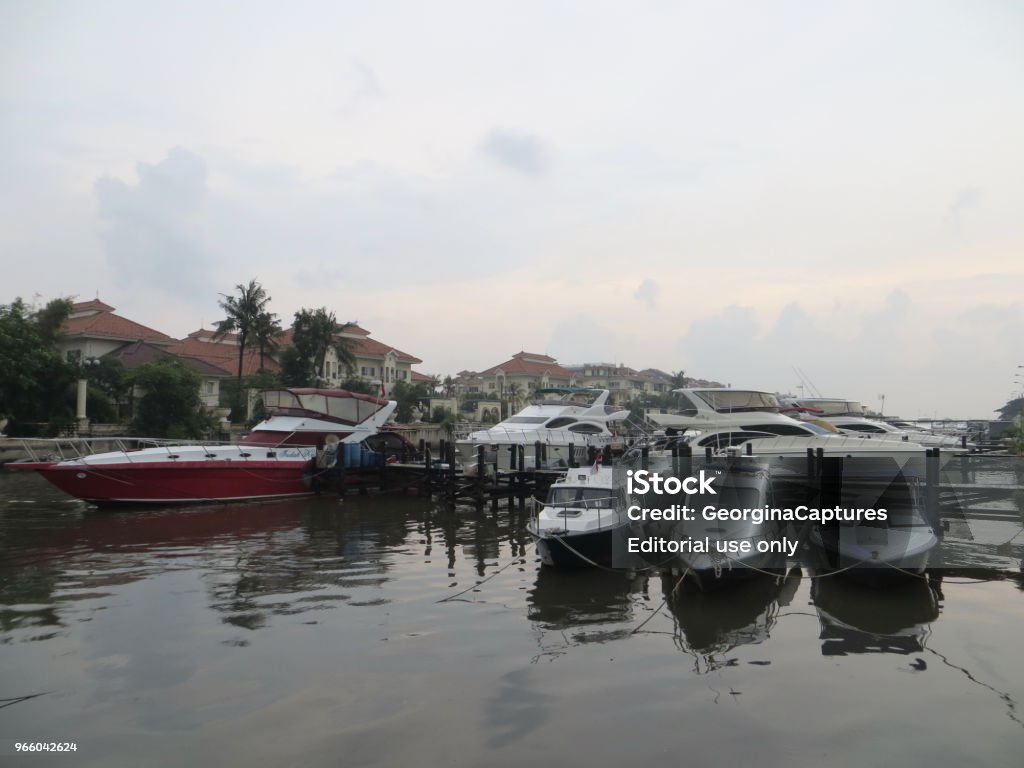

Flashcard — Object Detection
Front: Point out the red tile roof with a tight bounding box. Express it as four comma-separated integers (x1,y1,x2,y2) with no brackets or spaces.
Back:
109,340,230,377
410,370,433,382
71,299,116,313
62,310,177,345
164,337,280,377
479,352,575,379
349,336,422,364
277,326,422,364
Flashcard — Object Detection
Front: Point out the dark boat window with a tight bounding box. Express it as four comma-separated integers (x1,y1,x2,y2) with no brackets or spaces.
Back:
567,423,603,434
547,487,614,508
696,431,772,448
545,417,578,429
841,423,886,433
741,424,815,436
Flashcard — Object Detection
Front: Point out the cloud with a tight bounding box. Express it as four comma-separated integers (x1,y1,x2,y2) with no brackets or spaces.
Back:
94,147,210,301
481,130,549,176
634,279,659,309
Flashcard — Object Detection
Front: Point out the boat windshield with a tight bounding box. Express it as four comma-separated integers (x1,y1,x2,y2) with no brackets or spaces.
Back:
547,487,615,508
693,390,781,413
261,389,385,425
502,416,548,425
800,399,866,416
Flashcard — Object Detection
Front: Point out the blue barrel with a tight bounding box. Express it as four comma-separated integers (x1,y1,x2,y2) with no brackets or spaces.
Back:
345,443,359,468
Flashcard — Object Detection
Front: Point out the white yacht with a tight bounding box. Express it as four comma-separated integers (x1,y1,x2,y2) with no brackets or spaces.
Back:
456,389,630,470
648,388,927,460
786,398,968,449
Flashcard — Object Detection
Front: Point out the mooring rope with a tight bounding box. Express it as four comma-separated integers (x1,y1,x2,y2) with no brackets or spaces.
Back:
435,543,535,603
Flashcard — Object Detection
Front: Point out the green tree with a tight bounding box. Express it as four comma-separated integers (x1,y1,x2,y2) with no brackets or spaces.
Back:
996,397,1024,421
34,297,74,343
0,298,77,429
253,309,282,371
131,359,213,438
215,279,271,384
87,357,131,422
290,307,356,384
279,346,312,387
389,380,431,423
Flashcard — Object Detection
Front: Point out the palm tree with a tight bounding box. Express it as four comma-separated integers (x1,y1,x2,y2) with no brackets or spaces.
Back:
215,279,270,384
506,383,526,412
253,310,283,371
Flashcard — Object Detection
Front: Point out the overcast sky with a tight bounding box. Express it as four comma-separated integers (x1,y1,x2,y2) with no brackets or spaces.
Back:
2,0,1022,417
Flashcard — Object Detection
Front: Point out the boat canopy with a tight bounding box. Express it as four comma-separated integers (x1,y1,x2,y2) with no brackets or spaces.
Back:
691,390,782,413
795,399,866,416
261,388,390,425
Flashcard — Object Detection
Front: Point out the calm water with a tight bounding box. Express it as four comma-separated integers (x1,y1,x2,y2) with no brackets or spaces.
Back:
1,470,1023,767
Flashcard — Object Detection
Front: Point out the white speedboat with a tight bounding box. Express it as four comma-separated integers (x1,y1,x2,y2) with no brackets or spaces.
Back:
457,389,630,470
527,465,625,569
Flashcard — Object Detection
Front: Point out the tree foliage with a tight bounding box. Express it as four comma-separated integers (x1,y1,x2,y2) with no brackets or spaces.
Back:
0,298,77,428
289,307,356,385
215,279,273,382
996,397,1024,421
131,359,214,438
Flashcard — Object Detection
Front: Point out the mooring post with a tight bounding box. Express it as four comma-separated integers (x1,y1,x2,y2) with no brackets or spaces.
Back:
681,444,692,478
587,446,597,466
568,443,576,469
745,442,753,456
641,445,649,471
671,441,679,475
534,440,543,471
476,444,486,486
518,444,525,473
926,447,942,538
705,446,713,462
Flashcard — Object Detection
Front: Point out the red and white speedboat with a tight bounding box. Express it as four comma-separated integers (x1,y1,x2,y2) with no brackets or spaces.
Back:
10,388,397,505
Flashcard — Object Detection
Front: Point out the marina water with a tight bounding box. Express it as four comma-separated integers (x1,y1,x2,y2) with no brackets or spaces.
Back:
1,470,1022,766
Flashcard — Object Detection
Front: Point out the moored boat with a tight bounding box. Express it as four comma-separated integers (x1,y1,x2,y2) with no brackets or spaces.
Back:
527,465,625,569
9,388,398,505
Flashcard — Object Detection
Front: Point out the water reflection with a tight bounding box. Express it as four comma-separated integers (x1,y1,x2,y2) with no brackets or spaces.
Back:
663,569,801,659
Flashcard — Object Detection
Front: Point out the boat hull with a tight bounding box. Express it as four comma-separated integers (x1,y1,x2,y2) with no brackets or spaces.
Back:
17,460,314,505
531,527,616,569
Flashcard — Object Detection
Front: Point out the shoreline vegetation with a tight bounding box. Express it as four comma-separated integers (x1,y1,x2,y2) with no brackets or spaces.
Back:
3,281,1023,442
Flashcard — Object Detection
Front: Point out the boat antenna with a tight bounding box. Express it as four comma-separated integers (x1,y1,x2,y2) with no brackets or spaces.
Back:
792,366,823,398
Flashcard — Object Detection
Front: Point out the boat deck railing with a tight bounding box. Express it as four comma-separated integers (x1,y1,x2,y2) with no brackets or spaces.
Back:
531,494,618,535
9,435,301,464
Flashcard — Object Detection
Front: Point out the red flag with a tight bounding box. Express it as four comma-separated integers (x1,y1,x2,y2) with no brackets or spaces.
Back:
380,381,387,398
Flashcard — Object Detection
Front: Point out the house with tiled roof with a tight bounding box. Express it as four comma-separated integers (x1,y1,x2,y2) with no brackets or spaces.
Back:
567,362,652,404
472,351,577,397
108,340,231,407
277,323,424,396
60,300,177,362
166,329,281,380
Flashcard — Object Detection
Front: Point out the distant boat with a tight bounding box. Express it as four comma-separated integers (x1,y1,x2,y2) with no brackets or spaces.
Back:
457,388,630,470
9,388,399,505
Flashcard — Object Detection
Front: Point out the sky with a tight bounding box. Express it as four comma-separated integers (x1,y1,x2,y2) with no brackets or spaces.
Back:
1,0,1022,418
